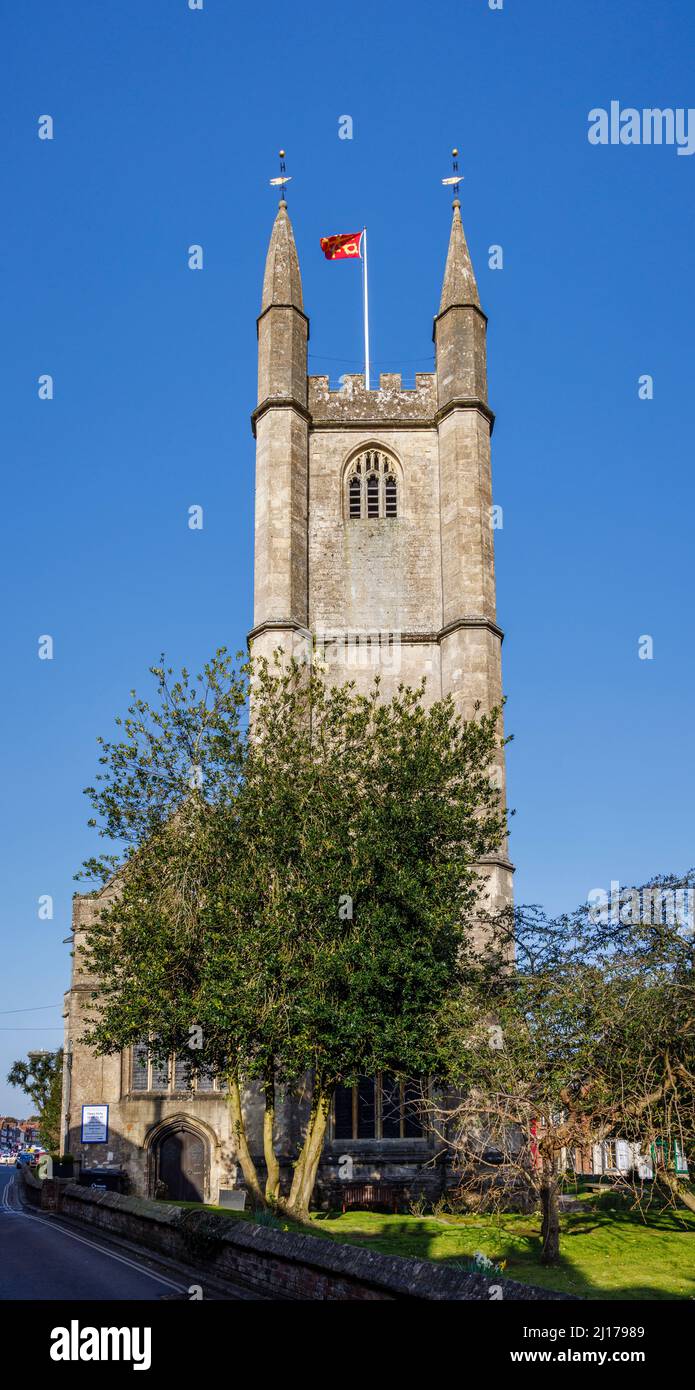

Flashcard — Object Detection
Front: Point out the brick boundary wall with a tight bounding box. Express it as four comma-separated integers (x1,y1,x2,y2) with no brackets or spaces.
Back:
54,1182,575,1301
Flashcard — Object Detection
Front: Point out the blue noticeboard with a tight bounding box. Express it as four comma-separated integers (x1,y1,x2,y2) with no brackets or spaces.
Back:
81,1104,109,1144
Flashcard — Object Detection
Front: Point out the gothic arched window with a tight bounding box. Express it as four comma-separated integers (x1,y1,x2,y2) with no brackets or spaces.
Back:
345,449,399,520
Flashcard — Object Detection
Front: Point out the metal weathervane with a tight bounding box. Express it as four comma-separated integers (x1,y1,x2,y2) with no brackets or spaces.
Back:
441,146,463,200
269,149,292,200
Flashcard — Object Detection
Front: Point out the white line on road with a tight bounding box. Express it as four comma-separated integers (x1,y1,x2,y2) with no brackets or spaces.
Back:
1,1179,20,1215
2,1178,188,1293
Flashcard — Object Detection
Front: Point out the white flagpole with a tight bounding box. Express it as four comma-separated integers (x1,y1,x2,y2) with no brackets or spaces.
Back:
361,227,370,391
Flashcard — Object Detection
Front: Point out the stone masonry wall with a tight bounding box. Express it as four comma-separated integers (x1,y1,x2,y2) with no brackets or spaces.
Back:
57,1184,575,1301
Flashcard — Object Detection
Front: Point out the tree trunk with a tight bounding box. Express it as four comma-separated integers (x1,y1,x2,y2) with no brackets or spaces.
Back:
655,1167,695,1214
296,1094,330,1217
226,1071,265,1208
263,1082,281,1205
286,1119,311,1213
284,1090,331,1220
540,1174,561,1265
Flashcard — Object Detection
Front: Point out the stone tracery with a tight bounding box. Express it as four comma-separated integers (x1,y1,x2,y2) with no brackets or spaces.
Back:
346,448,399,520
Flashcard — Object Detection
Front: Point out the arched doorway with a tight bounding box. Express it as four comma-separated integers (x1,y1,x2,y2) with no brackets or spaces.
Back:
151,1121,209,1202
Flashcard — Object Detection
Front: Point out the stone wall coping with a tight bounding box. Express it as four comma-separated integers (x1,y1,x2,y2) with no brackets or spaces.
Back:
19,1165,42,1192
62,1183,188,1229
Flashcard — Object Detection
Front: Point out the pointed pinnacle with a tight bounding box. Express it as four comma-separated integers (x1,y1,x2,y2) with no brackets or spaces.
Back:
261,202,303,312
439,199,481,313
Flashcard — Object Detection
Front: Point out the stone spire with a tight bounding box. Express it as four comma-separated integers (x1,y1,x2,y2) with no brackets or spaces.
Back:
434,195,511,912
251,199,310,665
255,200,308,408
434,198,487,408
439,198,481,313
261,200,304,312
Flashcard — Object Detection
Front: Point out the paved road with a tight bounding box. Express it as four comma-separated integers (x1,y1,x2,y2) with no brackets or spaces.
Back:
0,1169,188,1300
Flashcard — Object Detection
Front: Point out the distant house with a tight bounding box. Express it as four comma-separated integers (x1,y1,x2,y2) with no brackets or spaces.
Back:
531,1113,688,1182
0,1117,41,1151
0,1118,21,1148
18,1120,40,1148
567,1138,688,1181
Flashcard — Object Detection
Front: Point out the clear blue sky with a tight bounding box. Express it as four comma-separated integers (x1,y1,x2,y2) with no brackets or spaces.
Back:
1,0,693,1113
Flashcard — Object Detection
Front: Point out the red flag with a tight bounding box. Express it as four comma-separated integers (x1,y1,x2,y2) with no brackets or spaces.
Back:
320,231,363,261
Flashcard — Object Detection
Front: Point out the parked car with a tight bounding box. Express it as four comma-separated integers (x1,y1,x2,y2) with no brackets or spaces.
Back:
15,1151,37,1167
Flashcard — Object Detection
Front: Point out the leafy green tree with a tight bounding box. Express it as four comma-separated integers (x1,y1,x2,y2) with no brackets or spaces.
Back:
79,648,507,1216
7,1049,63,1151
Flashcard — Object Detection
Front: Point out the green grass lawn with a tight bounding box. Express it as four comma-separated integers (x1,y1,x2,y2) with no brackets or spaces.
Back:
313,1207,695,1300
168,1194,695,1300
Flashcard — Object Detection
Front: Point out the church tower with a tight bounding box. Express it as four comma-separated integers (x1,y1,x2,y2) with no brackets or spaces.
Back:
250,195,513,911
59,189,513,1210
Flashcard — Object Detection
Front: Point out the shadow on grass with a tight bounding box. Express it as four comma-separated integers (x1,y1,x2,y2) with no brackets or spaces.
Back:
314,1204,695,1302
164,1197,695,1301
163,1198,334,1243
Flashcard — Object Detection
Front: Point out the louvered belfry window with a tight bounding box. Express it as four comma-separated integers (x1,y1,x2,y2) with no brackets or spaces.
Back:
349,472,361,518
384,472,397,517
366,471,379,517
346,449,398,520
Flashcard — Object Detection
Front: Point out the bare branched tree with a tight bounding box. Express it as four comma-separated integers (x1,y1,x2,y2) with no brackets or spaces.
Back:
422,877,695,1264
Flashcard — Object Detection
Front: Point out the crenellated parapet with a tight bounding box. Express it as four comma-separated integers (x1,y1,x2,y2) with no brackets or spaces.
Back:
309,372,437,426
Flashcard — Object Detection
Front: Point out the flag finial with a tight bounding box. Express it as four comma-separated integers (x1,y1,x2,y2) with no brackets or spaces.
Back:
441,147,463,205
269,148,292,202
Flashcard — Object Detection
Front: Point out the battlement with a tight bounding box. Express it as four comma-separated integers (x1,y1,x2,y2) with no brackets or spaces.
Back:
308,372,437,425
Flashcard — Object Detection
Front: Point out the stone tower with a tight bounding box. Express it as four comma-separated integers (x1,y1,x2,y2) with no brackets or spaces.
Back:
59,196,512,1205
250,197,512,910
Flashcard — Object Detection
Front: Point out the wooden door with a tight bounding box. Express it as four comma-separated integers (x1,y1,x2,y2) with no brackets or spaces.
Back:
158,1128,206,1202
